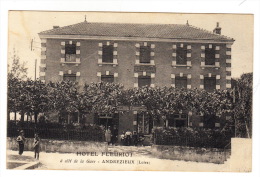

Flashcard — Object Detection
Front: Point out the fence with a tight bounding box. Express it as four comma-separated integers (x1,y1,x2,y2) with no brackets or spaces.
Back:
7,127,105,142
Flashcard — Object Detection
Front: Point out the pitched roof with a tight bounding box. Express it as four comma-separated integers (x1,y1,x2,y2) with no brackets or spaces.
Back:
39,22,234,41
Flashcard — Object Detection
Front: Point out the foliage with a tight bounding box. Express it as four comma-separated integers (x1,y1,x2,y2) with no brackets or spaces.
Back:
116,86,233,122
232,73,253,138
8,79,234,123
153,126,233,148
7,121,105,142
8,49,28,80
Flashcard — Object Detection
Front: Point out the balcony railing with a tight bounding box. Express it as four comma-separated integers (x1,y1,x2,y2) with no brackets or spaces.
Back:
61,54,80,64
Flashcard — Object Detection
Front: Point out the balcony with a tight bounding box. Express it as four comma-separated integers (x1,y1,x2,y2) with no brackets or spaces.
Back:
172,61,192,69
201,61,220,70
98,58,118,67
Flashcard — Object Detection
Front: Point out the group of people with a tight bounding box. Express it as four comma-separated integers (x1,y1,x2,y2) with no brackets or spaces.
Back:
104,126,145,146
16,130,40,160
120,129,145,146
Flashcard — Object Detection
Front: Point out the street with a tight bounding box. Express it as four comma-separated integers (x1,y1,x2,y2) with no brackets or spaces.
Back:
7,146,231,171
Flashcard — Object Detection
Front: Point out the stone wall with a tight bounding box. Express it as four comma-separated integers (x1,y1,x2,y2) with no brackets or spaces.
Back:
151,144,230,164
7,137,108,153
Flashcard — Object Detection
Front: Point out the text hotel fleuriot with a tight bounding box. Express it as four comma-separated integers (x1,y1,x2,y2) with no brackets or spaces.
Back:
58,152,151,165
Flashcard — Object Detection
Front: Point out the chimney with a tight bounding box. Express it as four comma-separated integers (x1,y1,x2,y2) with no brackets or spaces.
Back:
53,26,60,29
213,22,221,35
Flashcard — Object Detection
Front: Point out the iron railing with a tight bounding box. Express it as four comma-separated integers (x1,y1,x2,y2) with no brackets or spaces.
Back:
7,127,105,142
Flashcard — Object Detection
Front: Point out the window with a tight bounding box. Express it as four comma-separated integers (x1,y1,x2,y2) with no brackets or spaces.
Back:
137,113,153,134
65,44,76,62
204,76,216,92
176,46,187,65
102,45,113,63
205,46,215,65
203,114,217,128
140,46,151,63
101,75,114,83
168,114,187,127
63,74,76,81
138,76,151,87
175,76,187,89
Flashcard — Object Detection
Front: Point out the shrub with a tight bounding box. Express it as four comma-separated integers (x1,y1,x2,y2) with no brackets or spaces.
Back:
153,127,232,149
7,121,105,142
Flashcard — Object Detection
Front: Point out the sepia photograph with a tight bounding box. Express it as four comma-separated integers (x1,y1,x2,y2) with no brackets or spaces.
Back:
5,10,254,172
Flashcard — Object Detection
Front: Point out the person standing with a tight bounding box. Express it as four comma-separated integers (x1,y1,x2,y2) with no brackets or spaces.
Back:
33,133,40,160
16,130,25,155
105,126,112,145
125,129,132,146
132,131,138,146
111,125,118,145
120,131,125,145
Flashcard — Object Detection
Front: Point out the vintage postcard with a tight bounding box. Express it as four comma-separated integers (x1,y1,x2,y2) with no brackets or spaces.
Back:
6,11,253,172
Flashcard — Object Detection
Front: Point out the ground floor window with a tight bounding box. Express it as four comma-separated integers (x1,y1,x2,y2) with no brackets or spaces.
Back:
175,76,187,89
138,76,151,88
204,77,216,92
137,113,153,134
167,114,188,127
202,114,217,128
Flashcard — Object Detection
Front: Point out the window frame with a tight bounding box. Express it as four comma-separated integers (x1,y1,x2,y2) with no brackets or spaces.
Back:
204,76,216,92
205,46,216,65
176,46,187,65
65,44,76,62
138,75,151,88
168,114,188,127
139,46,151,64
175,76,188,89
102,45,114,63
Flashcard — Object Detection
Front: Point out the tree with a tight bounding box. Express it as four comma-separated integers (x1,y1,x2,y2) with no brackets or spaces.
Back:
24,79,50,123
48,81,80,124
7,49,28,121
8,49,28,80
232,73,253,138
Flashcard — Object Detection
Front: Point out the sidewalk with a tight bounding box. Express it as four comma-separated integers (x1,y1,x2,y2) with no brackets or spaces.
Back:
6,150,40,170
6,146,231,171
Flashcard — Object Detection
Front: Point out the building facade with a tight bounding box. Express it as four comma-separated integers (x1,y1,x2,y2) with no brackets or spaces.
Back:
39,21,234,134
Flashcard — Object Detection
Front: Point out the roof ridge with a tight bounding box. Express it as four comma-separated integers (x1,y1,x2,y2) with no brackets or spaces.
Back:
39,21,234,41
